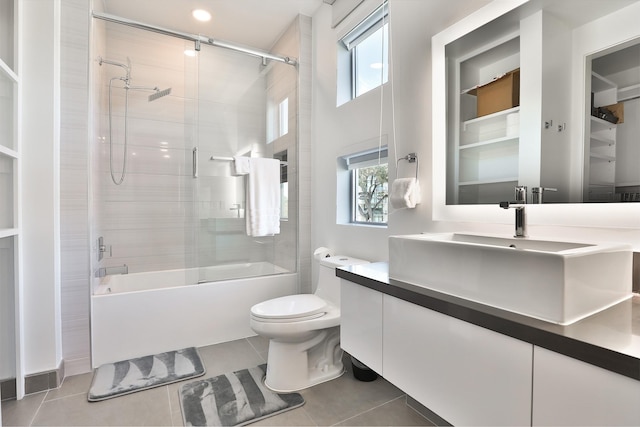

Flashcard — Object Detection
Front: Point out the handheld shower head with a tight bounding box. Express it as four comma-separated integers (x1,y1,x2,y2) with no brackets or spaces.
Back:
149,87,172,102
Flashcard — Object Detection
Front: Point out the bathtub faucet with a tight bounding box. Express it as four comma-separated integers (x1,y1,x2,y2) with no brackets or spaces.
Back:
95,264,129,278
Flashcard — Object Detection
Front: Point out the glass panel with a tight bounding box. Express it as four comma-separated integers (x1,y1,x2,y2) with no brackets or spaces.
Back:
0,156,13,229
0,0,15,71
354,23,388,98
93,21,196,290
93,19,299,289
0,71,16,151
0,236,16,382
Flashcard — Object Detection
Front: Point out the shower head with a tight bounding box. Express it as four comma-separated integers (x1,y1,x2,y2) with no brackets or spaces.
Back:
149,87,172,102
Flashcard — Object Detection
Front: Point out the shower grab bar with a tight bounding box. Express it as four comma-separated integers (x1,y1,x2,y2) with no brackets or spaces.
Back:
92,11,297,67
193,147,198,178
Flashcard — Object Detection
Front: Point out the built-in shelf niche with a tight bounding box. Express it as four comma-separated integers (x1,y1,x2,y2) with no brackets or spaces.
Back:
448,30,520,204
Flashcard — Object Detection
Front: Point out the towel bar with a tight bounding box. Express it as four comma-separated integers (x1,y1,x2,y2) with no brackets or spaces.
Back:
396,153,418,180
210,156,287,166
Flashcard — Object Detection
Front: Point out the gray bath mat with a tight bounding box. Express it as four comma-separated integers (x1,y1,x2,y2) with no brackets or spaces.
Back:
179,364,305,426
88,347,205,401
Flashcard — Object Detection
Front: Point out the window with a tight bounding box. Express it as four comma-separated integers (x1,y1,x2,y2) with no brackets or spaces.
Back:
346,148,388,224
275,150,288,220
340,2,389,100
267,97,289,143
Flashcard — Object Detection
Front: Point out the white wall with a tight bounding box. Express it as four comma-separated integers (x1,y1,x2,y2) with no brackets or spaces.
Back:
312,0,493,262
21,0,63,375
312,0,640,265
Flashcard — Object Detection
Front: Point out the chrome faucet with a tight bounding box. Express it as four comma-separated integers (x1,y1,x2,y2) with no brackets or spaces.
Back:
499,201,526,237
500,186,528,237
531,187,557,204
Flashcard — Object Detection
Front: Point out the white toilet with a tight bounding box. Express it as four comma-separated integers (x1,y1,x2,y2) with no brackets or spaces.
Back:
250,254,369,392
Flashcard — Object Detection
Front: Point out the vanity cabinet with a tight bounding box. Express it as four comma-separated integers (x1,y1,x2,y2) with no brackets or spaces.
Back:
532,346,640,426
339,279,383,374
383,296,533,426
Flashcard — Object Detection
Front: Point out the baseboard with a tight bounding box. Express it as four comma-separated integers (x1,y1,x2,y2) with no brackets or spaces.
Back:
24,359,65,395
1,378,17,401
406,395,452,426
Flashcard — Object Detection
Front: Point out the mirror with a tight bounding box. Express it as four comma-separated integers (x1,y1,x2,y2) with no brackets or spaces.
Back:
435,0,640,206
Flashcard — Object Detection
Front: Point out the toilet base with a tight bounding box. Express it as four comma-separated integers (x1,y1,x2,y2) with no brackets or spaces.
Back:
264,326,344,392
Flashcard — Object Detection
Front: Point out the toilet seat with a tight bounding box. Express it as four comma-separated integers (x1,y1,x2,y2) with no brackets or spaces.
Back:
251,294,328,322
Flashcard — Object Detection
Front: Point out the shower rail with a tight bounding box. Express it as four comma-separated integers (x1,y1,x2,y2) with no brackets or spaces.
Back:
92,11,298,67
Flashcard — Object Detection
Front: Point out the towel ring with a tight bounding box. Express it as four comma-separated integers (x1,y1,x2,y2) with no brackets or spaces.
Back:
396,153,418,180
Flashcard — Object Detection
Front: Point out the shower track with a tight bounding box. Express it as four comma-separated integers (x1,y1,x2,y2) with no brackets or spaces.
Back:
92,11,298,67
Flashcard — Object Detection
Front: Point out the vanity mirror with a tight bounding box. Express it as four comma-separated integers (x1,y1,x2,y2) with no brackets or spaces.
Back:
432,0,640,228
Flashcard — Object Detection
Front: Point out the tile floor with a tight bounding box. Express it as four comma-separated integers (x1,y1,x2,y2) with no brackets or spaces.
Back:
2,337,434,426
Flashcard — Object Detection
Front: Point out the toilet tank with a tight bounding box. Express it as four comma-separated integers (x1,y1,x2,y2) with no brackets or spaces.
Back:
316,255,369,306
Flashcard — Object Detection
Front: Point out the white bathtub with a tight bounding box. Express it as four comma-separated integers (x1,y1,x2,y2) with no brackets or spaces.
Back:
91,263,297,367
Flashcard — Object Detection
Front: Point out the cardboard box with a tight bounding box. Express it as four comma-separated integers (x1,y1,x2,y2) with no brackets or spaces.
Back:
471,69,520,117
603,102,624,124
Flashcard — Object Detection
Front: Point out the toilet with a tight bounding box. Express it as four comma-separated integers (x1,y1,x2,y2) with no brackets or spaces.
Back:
250,254,369,392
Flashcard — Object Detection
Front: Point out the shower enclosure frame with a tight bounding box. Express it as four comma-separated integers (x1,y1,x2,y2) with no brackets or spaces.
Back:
92,11,298,67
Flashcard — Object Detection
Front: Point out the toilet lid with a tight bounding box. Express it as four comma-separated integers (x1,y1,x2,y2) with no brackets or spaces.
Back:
251,294,328,320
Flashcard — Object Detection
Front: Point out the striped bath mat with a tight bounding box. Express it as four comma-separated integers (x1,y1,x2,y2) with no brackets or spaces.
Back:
179,364,305,426
88,347,205,401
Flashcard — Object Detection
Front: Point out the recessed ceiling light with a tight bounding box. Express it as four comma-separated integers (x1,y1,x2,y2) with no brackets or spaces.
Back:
192,9,211,22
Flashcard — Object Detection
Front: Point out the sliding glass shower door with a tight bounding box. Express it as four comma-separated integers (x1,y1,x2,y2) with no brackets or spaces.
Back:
92,17,298,291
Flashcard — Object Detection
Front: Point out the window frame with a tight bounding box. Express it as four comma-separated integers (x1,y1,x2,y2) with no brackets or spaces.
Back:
339,1,389,101
345,147,389,226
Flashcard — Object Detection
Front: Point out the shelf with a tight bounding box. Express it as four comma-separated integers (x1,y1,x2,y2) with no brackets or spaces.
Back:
618,83,640,102
463,106,520,129
0,59,18,83
0,145,18,159
590,153,615,162
590,115,616,131
0,228,18,239
459,177,519,186
459,136,518,150
591,71,616,92
589,134,615,147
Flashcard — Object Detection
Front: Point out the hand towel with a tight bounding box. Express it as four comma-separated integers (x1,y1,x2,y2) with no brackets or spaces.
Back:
246,158,281,236
232,156,251,176
390,178,421,209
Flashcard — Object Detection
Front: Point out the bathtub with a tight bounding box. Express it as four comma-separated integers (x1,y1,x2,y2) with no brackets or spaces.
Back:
91,262,297,367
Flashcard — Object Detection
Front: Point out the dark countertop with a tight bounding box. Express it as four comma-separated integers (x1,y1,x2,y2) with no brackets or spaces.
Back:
337,262,640,381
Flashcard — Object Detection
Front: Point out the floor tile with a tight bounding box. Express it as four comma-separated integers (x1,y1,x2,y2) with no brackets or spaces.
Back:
197,339,266,377
250,405,316,426
31,385,172,426
336,395,434,426
45,372,93,402
1,391,46,426
4,338,430,427
299,370,404,426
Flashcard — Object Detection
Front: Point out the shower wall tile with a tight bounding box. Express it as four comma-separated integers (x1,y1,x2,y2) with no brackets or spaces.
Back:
60,0,91,375
99,173,195,202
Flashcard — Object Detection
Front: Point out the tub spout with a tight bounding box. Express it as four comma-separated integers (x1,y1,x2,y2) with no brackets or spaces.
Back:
95,264,129,278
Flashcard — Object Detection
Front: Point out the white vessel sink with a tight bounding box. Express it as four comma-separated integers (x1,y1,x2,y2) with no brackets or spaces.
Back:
389,233,633,325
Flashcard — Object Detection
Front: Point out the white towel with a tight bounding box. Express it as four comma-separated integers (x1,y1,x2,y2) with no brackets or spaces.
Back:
246,158,281,236
390,178,421,209
232,156,251,176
